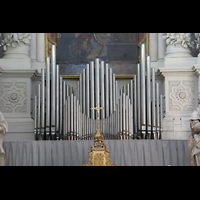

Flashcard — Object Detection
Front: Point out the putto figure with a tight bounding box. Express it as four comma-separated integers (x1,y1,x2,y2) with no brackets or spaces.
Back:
0,111,8,166
188,107,200,166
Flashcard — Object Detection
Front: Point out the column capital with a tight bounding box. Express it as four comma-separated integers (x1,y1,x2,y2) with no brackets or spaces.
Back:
163,33,193,58
2,33,31,59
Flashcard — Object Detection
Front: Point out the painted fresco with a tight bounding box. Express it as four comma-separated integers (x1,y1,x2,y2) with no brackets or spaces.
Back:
56,33,139,75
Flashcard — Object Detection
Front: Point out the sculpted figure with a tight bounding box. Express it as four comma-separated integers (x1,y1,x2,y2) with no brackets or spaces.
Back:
0,111,8,166
188,107,200,166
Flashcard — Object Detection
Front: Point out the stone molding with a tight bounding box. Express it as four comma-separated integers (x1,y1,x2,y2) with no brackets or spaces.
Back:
158,67,196,78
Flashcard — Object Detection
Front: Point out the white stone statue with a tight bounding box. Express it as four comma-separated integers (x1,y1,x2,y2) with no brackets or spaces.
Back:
0,111,8,166
188,107,200,166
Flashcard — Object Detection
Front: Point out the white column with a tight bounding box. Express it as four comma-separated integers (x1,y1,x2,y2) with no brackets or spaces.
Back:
36,33,45,62
30,33,36,61
149,33,158,62
157,33,166,62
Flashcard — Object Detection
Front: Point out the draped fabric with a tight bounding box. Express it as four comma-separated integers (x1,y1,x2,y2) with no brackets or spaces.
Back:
3,140,191,166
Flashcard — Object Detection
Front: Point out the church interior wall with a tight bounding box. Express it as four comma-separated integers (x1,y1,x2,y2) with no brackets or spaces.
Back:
0,33,199,141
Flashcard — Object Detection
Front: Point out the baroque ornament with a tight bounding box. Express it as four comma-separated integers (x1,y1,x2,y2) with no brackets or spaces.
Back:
82,105,116,166
162,33,194,48
162,33,194,58
0,82,27,113
169,80,195,111
0,33,31,51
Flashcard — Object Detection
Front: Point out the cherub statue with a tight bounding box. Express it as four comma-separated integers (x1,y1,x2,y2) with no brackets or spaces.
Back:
188,106,200,166
0,111,8,166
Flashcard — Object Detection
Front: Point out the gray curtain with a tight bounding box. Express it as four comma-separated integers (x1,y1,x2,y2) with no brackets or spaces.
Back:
3,140,191,166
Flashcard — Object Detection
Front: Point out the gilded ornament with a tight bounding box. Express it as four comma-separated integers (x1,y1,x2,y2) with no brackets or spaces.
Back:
82,105,116,166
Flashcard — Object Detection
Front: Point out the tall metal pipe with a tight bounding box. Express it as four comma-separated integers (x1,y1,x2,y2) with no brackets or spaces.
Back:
56,65,60,139
90,61,95,119
79,73,82,113
67,96,70,140
126,95,129,139
95,58,100,108
46,57,50,139
51,45,56,140
64,99,67,140
127,83,130,98
37,84,41,140
71,93,74,140
63,81,66,139
74,95,77,140
128,99,132,139
59,76,63,139
141,43,146,138
86,64,90,118
119,94,122,139
34,95,37,140
41,68,45,140
109,68,113,114
152,68,156,139
82,69,86,115
133,76,137,137
159,94,163,139
137,63,141,138
123,92,126,140
147,56,151,139
101,61,105,119
76,99,79,140
105,63,109,117
156,82,160,139
113,74,116,112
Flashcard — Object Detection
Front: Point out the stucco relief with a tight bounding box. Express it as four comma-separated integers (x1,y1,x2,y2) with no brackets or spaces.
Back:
169,80,195,111
0,82,27,113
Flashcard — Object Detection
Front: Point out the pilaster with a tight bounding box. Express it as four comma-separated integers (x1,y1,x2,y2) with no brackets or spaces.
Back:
158,67,198,139
0,68,37,141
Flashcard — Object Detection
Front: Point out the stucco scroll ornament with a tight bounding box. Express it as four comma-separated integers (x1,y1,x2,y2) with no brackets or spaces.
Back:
0,111,8,166
162,33,194,58
162,33,194,48
0,33,31,59
193,33,200,64
0,33,31,51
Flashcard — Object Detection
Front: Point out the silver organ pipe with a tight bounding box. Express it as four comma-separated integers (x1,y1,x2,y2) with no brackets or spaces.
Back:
56,65,60,140
141,43,146,139
37,84,40,140
34,44,163,140
41,69,45,140
46,57,50,140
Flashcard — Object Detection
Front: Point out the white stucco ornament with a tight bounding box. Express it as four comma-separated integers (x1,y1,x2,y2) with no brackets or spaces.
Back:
162,33,193,58
0,33,31,51
162,33,193,49
0,33,31,59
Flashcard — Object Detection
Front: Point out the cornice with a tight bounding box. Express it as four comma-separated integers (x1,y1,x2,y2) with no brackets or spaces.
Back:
1,68,37,78
193,64,200,75
158,67,195,78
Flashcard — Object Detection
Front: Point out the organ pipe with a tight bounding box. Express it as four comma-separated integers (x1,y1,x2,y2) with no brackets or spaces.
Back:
34,44,163,141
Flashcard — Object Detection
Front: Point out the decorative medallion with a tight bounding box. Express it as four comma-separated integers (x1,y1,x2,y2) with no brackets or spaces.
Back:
169,80,195,111
0,82,27,113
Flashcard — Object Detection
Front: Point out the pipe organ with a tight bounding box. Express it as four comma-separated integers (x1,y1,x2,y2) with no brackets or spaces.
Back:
34,44,163,140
